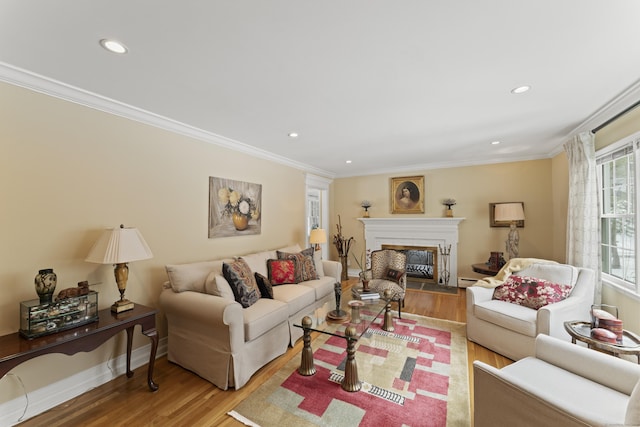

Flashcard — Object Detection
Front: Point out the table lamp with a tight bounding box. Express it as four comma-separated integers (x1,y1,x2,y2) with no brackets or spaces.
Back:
494,203,525,260
309,228,327,251
85,224,153,313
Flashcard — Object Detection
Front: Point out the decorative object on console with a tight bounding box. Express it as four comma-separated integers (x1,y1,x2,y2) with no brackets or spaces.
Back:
56,280,90,300
351,250,371,291
309,228,326,251
327,282,349,321
333,215,353,281
442,198,456,217
391,175,424,214
439,244,451,286
85,224,153,313
487,251,506,270
360,200,371,217
34,268,57,303
591,304,623,343
493,202,525,259
209,176,262,238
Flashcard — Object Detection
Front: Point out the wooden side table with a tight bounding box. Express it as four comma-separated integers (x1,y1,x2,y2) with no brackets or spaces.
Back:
472,263,501,276
564,320,640,364
0,304,159,391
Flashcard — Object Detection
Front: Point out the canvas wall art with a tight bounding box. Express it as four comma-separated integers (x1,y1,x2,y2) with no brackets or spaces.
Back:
209,177,262,238
391,175,424,214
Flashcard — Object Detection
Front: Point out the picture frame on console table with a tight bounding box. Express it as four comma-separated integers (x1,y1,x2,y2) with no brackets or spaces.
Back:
391,175,424,214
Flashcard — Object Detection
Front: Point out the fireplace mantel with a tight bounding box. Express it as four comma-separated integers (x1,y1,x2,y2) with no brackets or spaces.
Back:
358,217,465,286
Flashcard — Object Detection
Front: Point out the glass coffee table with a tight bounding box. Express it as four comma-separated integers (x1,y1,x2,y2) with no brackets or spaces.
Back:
564,320,640,363
294,287,397,392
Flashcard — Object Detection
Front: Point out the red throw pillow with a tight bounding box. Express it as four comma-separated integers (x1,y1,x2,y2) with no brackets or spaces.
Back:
492,275,573,310
267,259,296,285
385,268,403,283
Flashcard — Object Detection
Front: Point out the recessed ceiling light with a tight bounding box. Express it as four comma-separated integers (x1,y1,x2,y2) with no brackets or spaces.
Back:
511,85,530,94
100,39,128,54
288,132,299,138
346,160,352,164
491,140,501,145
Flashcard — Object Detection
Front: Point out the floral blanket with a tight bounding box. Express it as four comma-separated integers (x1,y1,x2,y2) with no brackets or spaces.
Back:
472,258,558,288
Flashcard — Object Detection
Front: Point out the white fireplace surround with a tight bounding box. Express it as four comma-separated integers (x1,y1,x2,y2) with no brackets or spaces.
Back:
358,217,465,287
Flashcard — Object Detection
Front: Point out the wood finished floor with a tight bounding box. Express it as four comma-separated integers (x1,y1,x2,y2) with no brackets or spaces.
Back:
18,279,513,427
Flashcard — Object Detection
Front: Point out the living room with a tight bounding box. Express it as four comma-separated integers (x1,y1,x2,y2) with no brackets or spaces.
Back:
2,2,640,425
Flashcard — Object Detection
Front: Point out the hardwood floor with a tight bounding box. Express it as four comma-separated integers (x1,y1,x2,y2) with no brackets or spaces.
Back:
18,279,512,426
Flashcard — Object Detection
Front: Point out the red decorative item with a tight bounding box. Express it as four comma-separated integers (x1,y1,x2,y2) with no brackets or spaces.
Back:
591,327,618,344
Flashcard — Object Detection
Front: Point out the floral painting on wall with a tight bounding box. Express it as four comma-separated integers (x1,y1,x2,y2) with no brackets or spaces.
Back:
209,177,262,238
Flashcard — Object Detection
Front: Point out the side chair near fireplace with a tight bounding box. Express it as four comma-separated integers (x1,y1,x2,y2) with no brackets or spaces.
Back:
365,249,407,318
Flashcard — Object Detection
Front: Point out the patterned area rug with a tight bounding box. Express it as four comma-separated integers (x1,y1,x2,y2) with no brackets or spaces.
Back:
229,313,469,427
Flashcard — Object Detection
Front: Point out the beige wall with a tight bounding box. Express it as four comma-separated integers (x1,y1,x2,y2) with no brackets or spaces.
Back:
332,159,560,279
0,81,309,402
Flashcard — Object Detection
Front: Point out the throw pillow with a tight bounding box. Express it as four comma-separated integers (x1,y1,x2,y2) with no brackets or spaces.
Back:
204,271,235,301
385,268,404,283
277,247,318,282
228,258,260,295
222,263,259,308
492,275,573,310
254,272,274,299
267,259,296,285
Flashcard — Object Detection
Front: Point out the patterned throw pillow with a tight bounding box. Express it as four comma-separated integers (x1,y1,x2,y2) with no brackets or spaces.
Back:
277,247,318,282
492,275,573,310
222,262,259,308
385,268,404,283
254,272,273,299
267,259,296,285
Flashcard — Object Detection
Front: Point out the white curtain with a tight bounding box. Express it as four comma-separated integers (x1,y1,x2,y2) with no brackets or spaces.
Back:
563,131,601,303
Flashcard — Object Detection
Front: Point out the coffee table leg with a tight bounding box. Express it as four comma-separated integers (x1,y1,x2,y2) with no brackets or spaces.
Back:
298,316,316,376
383,299,395,332
342,326,361,392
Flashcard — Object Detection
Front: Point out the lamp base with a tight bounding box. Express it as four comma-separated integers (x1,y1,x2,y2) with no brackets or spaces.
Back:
111,299,135,313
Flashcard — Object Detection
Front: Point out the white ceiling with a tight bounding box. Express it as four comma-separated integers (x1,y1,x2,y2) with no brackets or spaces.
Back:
2,1,640,178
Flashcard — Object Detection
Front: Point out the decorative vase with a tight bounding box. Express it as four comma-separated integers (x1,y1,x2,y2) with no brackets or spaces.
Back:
35,268,57,304
232,212,249,231
339,255,348,281
445,208,453,217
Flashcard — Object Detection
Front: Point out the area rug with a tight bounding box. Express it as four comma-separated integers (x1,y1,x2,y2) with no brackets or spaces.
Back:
406,280,459,295
228,312,469,427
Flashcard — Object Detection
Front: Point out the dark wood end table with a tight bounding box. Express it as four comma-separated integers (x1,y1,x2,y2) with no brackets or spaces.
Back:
0,304,159,391
472,263,501,276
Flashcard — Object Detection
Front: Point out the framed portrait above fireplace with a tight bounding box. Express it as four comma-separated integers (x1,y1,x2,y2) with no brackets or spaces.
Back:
391,175,424,214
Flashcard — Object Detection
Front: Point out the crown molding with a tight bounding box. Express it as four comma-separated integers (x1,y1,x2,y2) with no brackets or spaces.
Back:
0,61,335,180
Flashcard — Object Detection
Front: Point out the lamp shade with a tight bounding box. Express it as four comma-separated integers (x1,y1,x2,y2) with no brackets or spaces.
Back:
309,228,327,245
85,225,153,264
494,203,525,222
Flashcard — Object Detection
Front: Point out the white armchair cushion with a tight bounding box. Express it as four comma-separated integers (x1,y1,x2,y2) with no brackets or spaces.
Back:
515,263,579,287
474,299,538,336
626,380,640,425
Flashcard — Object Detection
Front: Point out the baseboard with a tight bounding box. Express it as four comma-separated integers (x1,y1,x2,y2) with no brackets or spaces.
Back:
457,277,479,288
0,337,167,426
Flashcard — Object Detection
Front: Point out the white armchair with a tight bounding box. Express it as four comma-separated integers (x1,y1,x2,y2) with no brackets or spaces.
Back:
474,334,640,427
467,262,595,360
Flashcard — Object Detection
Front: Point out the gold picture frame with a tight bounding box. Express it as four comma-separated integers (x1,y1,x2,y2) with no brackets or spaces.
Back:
489,202,525,227
391,176,424,214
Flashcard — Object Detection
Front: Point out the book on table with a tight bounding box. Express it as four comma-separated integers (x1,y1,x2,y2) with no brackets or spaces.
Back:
353,287,380,300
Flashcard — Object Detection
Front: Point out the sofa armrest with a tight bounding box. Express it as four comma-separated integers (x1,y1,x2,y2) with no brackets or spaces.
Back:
322,259,342,282
159,288,244,352
534,334,640,395
473,361,592,427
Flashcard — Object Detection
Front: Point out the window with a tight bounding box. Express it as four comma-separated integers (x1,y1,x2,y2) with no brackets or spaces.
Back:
596,132,640,292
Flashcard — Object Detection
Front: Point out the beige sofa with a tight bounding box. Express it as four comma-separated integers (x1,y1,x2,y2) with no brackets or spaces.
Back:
474,334,640,427
159,244,341,390
467,262,595,360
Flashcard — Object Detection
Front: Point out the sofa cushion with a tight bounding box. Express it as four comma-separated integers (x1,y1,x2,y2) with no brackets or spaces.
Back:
240,252,272,278
626,380,640,425
313,250,325,277
242,298,289,342
514,263,579,287
267,259,296,284
300,276,335,301
254,272,273,299
474,299,538,337
223,262,259,308
493,275,573,310
166,260,227,293
272,284,317,316
204,271,235,301
277,247,318,282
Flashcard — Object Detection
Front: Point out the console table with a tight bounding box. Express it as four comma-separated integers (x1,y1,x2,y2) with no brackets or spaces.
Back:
0,304,159,391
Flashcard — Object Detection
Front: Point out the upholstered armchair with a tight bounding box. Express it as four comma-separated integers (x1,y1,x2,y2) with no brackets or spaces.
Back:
366,249,407,317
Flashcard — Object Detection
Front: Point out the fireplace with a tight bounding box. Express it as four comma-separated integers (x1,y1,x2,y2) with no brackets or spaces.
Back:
381,244,438,285
358,217,464,287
